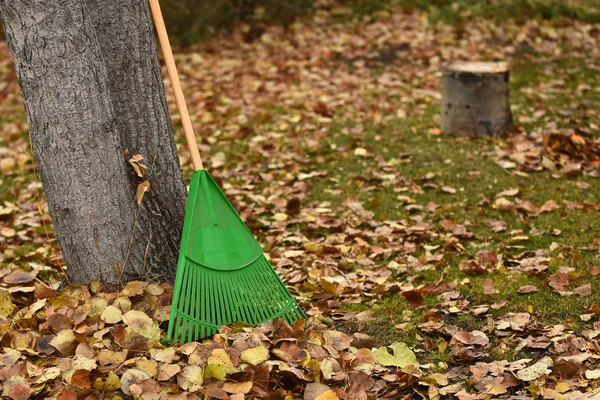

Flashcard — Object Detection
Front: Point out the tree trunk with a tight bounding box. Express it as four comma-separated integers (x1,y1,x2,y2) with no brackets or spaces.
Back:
441,61,513,137
0,0,188,285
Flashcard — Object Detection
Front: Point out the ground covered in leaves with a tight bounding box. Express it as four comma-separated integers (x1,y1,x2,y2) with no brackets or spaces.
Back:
1,1,600,398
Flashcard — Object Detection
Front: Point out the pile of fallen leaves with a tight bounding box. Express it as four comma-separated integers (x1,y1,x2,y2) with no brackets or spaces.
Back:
3,273,600,399
0,278,425,399
496,131,600,176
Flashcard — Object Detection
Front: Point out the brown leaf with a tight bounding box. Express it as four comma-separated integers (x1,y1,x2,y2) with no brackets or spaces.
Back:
121,368,152,395
573,283,592,296
548,271,569,292
34,283,59,300
136,180,151,205
323,330,352,351
6,380,33,400
453,331,489,346
482,279,499,295
440,219,457,232
223,381,253,394
57,389,78,400
272,342,307,363
540,199,559,213
157,363,181,381
70,370,91,389
495,188,519,198
128,154,147,178
518,285,538,294
4,271,35,284
286,197,301,215
401,290,424,307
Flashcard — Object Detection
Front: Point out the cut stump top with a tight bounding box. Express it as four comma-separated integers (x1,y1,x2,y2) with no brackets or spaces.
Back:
445,61,509,74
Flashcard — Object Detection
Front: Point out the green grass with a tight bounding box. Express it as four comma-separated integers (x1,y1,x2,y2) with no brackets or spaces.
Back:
343,0,600,24
300,55,600,363
156,0,600,46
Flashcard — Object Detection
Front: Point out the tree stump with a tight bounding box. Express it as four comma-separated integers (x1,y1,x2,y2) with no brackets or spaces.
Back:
441,61,513,137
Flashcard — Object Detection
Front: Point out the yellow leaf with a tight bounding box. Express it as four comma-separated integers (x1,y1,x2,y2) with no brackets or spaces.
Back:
304,242,323,254
33,367,60,384
177,365,203,391
72,355,97,371
316,391,339,400
555,381,570,393
585,369,600,379
97,350,127,366
105,372,121,391
223,381,253,394
320,278,338,296
204,364,227,381
1,348,21,366
274,213,288,221
0,290,16,318
374,342,418,368
150,347,176,363
50,329,77,356
89,297,109,318
101,305,123,324
136,359,158,377
421,373,449,386
0,227,15,238
305,383,337,400
240,347,269,365
0,158,16,173
207,349,238,374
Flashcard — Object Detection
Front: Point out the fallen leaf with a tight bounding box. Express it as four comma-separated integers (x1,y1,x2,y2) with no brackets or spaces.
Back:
136,180,150,205
518,285,538,294
50,330,78,356
120,368,151,395
573,283,592,296
482,279,499,295
177,365,204,392
207,348,238,374
157,363,181,381
101,305,123,324
374,342,417,368
402,290,424,307
516,357,553,381
241,346,269,365
223,381,253,394
453,331,489,346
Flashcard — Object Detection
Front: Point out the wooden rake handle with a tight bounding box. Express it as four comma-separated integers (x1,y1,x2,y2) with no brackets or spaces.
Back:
149,0,204,171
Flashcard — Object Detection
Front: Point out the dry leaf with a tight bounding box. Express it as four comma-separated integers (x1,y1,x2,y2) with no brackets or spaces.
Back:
136,180,151,205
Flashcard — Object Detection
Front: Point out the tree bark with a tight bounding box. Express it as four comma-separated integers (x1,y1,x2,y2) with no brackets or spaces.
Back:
441,61,513,137
0,0,187,284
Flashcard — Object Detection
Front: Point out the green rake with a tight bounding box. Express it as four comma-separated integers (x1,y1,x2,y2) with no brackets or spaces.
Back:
149,0,305,343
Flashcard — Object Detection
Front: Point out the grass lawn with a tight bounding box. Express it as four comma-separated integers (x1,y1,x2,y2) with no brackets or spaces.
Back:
277,54,600,361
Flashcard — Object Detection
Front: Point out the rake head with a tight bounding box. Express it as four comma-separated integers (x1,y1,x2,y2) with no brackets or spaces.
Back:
166,170,305,343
